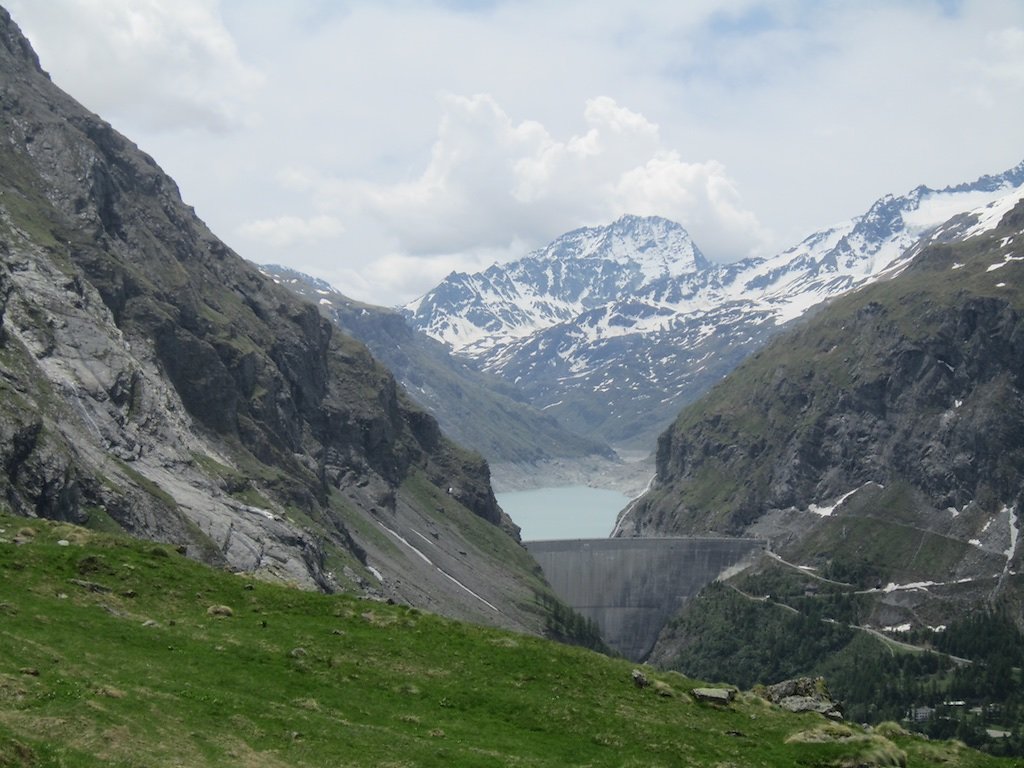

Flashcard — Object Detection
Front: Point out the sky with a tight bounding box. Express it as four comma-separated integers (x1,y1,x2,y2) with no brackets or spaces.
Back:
6,0,1024,306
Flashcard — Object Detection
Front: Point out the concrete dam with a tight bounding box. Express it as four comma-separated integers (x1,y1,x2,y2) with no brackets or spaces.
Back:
526,537,766,661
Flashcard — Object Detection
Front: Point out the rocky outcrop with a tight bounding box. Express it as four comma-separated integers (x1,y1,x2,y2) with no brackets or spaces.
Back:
761,678,843,721
0,6,554,634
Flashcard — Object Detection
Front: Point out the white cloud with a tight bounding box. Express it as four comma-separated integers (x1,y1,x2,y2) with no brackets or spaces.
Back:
291,93,770,268
613,154,772,258
357,252,490,304
958,26,1024,107
902,188,1022,231
6,0,262,132
5,0,1024,307
237,214,344,248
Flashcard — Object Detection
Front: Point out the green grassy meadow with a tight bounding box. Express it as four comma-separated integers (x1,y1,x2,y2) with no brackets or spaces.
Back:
0,513,1017,767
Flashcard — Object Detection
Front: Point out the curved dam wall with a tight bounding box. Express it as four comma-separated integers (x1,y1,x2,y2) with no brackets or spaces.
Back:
526,537,766,661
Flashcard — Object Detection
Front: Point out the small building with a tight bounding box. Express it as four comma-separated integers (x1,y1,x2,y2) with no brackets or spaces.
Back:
909,706,935,723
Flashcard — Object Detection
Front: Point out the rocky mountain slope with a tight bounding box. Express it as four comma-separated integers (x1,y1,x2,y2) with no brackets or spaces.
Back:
0,6,559,635
260,265,615,481
618,189,1024,633
406,167,1024,450
605,191,1024,749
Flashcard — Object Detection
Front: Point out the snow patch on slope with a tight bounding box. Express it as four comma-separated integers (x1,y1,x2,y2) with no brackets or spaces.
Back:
1006,505,1020,562
807,484,874,517
963,188,1024,239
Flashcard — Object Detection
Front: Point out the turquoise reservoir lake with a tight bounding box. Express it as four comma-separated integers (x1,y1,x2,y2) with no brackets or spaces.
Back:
495,485,632,541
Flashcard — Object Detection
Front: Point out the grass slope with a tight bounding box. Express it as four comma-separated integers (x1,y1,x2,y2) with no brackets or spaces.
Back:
0,514,1014,767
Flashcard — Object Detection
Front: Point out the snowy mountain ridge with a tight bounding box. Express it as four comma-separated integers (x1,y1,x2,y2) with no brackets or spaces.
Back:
404,214,708,352
404,161,1024,449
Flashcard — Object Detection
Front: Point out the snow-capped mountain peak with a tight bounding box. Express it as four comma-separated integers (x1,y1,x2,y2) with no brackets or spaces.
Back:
403,214,707,352
404,161,1024,450
542,214,710,278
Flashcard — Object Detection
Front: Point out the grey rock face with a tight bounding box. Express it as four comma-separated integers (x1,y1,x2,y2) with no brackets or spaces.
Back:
625,252,1024,541
621,195,1024,635
261,264,613,470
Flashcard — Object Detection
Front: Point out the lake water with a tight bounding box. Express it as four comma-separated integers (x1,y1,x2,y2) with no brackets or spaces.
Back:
495,485,633,541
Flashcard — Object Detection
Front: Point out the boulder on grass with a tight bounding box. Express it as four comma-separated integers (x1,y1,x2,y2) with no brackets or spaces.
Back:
761,676,843,721
690,687,736,704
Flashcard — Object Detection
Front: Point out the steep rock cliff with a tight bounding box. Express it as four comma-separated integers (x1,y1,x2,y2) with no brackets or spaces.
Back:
619,195,1024,626
261,265,614,473
0,7,551,634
